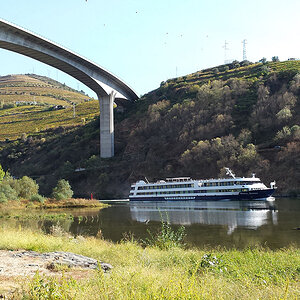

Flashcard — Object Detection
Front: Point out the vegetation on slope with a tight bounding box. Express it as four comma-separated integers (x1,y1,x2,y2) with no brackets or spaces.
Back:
0,60,299,197
0,74,97,140
0,74,91,106
0,100,99,140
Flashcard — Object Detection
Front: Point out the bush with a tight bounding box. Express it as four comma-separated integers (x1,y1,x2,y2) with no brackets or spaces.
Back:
30,194,45,204
52,179,73,200
212,68,219,74
0,192,7,203
0,164,4,181
13,176,39,199
276,107,292,121
0,182,18,201
274,126,291,141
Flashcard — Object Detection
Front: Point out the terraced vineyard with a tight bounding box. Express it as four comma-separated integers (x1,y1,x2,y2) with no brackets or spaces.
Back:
0,74,98,140
0,101,99,141
162,60,300,90
0,74,92,106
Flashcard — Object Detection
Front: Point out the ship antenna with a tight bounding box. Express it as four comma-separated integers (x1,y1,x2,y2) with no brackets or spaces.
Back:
225,167,236,179
144,177,149,184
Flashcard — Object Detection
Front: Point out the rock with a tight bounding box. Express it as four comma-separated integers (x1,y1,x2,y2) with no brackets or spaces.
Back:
11,251,112,272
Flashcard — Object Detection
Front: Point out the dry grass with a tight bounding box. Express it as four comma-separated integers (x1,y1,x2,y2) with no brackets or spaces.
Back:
0,198,107,210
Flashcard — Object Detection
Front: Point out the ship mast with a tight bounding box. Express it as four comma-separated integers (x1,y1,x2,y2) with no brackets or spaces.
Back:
225,168,236,179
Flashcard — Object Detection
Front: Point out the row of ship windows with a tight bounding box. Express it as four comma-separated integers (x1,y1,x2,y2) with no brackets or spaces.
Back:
133,188,248,195
132,181,260,191
136,184,193,190
203,181,260,187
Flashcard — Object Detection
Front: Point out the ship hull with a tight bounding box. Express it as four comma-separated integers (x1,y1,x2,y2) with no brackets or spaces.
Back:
129,188,276,202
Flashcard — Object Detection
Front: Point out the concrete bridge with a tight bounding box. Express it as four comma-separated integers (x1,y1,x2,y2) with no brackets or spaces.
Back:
0,18,139,157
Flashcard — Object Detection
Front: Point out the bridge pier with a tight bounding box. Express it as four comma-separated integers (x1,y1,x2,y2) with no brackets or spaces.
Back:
99,92,115,158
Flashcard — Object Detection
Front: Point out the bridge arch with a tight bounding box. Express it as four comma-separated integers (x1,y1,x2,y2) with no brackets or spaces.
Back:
0,18,138,157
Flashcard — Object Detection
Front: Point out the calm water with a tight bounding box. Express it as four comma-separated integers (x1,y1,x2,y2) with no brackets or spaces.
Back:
3,198,300,249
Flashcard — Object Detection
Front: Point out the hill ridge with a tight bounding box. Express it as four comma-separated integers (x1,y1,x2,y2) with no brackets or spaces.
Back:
0,60,299,197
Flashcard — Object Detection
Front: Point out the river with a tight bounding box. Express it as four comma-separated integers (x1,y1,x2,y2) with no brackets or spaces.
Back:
2,198,300,249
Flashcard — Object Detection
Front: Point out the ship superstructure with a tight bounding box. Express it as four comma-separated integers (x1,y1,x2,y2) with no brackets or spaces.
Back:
129,168,276,201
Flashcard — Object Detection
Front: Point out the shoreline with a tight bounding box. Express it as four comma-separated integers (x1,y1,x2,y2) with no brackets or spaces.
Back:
0,198,108,210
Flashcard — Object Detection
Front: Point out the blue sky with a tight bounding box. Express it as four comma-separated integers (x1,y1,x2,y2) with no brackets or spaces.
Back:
1,0,299,97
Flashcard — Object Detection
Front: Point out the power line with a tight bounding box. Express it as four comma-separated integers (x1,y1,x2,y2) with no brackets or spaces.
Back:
242,39,247,61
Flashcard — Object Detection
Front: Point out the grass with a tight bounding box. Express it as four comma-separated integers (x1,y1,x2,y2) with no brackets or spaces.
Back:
0,226,299,299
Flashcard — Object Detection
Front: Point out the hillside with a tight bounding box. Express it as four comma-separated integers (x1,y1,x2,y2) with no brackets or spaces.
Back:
0,60,299,197
0,74,97,140
0,74,91,106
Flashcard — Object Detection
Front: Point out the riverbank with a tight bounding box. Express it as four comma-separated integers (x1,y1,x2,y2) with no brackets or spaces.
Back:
0,227,299,299
0,198,107,210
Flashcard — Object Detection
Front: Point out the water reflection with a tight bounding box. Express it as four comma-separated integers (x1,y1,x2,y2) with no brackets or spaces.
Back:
130,201,278,234
1,198,298,249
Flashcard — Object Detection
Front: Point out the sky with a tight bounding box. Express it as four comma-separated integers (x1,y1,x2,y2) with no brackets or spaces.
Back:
0,0,299,98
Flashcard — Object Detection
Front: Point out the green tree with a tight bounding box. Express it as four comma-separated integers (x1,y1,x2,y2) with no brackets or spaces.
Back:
13,176,39,199
275,126,291,141
276,107,292,122
259,57,267,64
272,56,279,62
52,179,73,200
0,182,18,201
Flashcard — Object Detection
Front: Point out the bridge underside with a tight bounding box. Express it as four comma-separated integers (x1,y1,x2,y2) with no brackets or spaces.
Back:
0,18,138,158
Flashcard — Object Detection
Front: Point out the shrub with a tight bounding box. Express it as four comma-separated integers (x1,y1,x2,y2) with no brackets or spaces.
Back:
276,107,292,121
13,176,39,199
261,65,271,75
274,126,291,141
291,125,300,139
52,179,73,200
0,164,4,181
0,182,18,201
212,68,219,74
30,194,45,204
0,192,7,203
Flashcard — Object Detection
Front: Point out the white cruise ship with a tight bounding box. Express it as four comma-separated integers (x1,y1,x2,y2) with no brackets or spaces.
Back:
129,168,276,202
